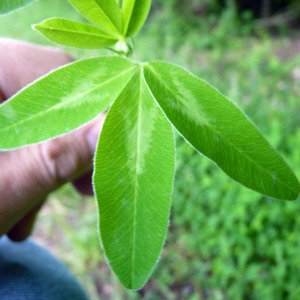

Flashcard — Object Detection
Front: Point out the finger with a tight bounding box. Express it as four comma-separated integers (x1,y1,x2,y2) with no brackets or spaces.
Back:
0,114,104,238
7,203,43,242
39,114,104,186
0,39,81,240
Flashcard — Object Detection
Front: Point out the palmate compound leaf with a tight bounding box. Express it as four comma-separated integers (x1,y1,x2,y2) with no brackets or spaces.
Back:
33,18,118,49
0,56,136,150
93,67,175,289
0,0,34,15
143,62,300,200
68,0,122,36
121,0,152,37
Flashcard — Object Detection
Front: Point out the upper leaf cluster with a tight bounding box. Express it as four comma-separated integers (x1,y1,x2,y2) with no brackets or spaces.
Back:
33,0,151,54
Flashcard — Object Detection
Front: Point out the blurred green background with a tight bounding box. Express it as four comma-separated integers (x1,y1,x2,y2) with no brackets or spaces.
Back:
1,0,300,299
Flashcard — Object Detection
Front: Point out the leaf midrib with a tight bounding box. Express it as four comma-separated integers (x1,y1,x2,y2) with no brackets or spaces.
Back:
130,70,143,286
0,67,136,135
40,21,118,40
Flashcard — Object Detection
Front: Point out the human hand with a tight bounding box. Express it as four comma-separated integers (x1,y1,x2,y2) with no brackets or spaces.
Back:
0,39,104,241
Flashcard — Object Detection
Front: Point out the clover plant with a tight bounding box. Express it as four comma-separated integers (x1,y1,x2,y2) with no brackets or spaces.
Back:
0,0,299,290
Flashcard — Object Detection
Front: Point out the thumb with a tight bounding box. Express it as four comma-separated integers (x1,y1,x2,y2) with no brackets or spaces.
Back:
38,115,104,190
0,114,104,239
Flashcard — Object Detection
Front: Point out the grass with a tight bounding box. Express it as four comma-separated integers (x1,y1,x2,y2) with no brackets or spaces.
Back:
1,1,300,299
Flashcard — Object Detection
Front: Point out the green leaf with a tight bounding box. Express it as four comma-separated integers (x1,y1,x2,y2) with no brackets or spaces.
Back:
93,68,175,289
0,57,136,150
121,0,152,37
68,0,122,36
144,62,300,200
34,18,118,49
0,0,34,14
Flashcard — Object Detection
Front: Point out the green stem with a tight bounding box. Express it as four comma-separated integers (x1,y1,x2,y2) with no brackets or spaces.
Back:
108,37,134,57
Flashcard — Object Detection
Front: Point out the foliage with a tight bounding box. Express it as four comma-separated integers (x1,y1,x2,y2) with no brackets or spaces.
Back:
0,0,299,293
143,1,253,54
166,138,300,299
152,0,300,19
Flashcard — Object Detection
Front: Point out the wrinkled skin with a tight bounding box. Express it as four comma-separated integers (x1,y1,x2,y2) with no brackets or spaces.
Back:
0,39,104,241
